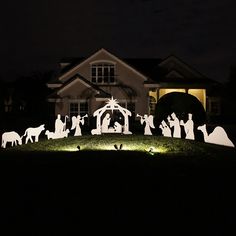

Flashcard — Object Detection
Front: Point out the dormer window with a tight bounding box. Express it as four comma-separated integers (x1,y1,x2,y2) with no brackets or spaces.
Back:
91,63,115,84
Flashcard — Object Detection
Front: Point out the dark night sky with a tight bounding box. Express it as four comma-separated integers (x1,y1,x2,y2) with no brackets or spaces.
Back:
0,0,235,82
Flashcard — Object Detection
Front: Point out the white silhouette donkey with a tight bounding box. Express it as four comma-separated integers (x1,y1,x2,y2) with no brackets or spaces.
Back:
197,124,234,148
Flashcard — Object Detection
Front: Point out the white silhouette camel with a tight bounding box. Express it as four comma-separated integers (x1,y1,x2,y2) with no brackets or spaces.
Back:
197,124,234,148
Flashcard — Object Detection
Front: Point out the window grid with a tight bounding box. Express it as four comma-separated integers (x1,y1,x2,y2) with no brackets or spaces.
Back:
69,101,88,117
91,63,115,84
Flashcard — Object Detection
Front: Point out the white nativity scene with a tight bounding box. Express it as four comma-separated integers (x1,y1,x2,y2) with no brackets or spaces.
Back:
0,97,235,148
91,97,132,135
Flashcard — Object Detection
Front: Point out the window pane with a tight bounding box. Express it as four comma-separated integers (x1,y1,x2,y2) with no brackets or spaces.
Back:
70,103,79,117
91,63,115,84
80,102,88,116
98,76,103,83
98,67,102,76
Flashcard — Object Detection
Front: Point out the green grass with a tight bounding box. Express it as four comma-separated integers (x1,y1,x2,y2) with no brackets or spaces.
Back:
1,134,236,158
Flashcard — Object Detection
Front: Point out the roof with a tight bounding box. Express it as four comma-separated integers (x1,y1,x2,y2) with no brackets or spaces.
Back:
47,49,218,86
48,73,110,100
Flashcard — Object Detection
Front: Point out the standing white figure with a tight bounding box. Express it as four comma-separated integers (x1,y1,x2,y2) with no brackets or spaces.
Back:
54,114,69,139
180,113,195,140
101,113,111,133
167,112,181,138
71,114,88,136
159,120,172,137
197,124,234,147
55,114,64,134
137,114,155,135
1,131,22,148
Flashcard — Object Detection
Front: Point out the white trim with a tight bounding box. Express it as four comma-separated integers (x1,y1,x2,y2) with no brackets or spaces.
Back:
58,48,148,82
69,99,87,102
58,77,92,95
48,98,62,103
90,59,117,65
47,84,62,88
95,97,109,102
144,84,160,88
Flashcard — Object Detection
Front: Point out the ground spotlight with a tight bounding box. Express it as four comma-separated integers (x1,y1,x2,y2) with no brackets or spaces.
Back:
77,145,80,151
114,144,118,150
148,147,155,155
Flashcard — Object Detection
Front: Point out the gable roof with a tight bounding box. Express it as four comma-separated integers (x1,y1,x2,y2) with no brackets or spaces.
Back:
48,73,110,100
159,54,207,78
56,48,149,83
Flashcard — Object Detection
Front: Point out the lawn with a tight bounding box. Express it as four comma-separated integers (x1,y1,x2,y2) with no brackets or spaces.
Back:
2,134,236,157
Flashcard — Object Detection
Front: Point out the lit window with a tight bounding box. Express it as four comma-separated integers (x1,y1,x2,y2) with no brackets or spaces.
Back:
91,63,115,84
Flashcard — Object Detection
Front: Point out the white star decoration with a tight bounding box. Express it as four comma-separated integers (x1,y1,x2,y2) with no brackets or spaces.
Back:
106,97,119,113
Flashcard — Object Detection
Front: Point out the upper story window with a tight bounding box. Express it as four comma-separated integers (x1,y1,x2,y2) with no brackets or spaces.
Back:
91,63,115,84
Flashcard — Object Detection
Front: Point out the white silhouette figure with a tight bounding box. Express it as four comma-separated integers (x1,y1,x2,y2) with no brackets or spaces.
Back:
71,114,88,136
101,113,111,133
23,124,45,144
159,120,172,137
167,112,181,138
55,114,64,134
180,113,195,140
45,129,70,139
1,131,22,148
197,124,235,147
114,121,122,133
137,114,155,135
54,114,68,139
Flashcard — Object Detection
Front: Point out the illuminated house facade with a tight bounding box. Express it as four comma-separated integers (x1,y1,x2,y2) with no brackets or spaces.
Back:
47,48,220,119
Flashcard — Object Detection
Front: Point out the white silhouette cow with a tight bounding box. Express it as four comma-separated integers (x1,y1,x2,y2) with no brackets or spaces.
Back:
1,131,22,149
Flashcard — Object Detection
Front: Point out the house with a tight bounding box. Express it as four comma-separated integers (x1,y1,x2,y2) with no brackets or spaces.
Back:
47,48,220,122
